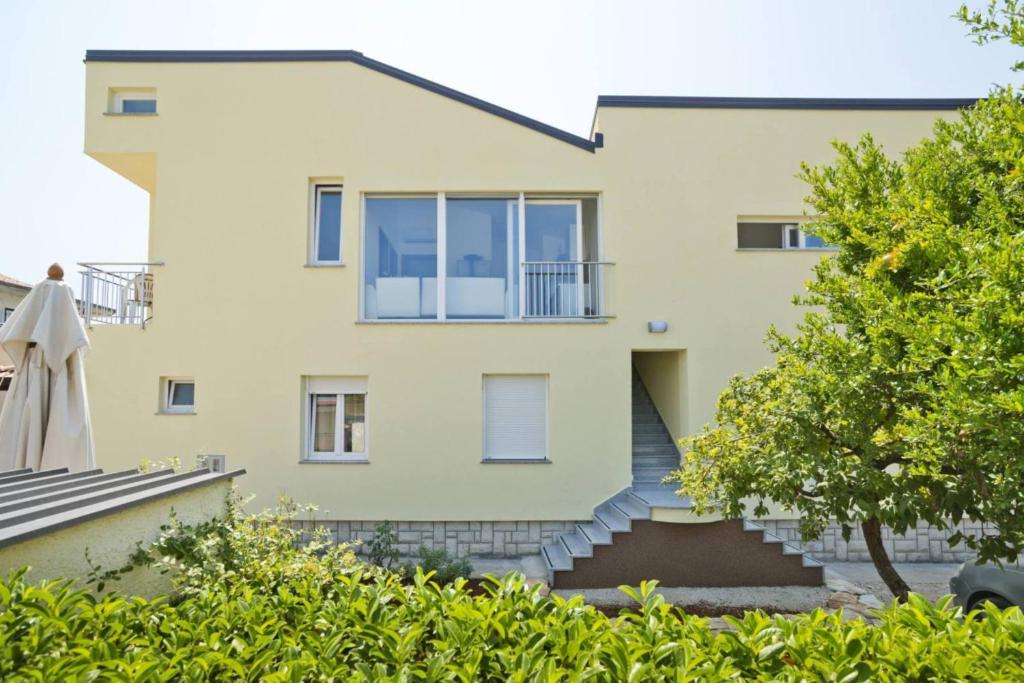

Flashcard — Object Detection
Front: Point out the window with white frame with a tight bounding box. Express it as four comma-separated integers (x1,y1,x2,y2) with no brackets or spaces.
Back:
311,184,343,264
305,377,367,461
362,193,601,321
162,378,195,413
737,222,831,250
1,308,13,325
109,88,157,114
483,375,548,460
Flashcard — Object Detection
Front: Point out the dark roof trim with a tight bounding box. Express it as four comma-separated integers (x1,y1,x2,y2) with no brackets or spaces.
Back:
596,96,979,111
84,50,597,152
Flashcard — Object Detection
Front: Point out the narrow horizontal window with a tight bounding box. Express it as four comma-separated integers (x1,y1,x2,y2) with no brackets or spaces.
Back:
312,185,343,263
737,222,832,250
110,89,158,115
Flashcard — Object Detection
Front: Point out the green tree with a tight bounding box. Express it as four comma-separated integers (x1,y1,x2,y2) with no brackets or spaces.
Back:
670,4,1024,599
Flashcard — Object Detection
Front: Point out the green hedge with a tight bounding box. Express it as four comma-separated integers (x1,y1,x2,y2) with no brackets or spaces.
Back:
2,569,1023,681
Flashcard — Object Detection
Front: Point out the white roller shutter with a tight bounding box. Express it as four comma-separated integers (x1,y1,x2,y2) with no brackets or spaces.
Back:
483,375,547,460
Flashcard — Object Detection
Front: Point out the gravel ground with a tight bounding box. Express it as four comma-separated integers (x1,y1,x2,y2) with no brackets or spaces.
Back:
825,562,961,602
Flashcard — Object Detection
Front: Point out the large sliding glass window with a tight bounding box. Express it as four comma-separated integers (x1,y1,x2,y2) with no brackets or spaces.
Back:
363,197,438,319
446,198,517,319
523,201,582,317
362,194,597,321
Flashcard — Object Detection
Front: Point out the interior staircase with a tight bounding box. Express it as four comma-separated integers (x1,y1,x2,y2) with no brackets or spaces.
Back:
541,366,824,588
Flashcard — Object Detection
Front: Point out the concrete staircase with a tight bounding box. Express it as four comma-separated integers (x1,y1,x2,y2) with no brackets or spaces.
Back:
630,367,681,488
540,367,824,588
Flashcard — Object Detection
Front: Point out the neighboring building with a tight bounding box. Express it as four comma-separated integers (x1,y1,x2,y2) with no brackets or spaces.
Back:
0,273,31,329
80,50,976,585
0,273,32,375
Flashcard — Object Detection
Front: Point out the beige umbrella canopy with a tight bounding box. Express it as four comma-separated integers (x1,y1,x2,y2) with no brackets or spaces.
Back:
0,264,95,471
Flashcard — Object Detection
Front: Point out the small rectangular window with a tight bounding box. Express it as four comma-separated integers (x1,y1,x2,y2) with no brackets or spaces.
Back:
110,89,157,115
162,378,195,413
312,185,343,264
305,377,367,460
738,222,832,250
483,375,548,460
1,308,13,325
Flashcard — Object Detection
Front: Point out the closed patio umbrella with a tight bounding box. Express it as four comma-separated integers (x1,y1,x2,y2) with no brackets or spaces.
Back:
0,264,94,471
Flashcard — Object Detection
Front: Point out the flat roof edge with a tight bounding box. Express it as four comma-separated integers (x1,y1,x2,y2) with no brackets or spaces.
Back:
85,50,366,62
0,468,245,549
596,96,980,111
83,50,596,152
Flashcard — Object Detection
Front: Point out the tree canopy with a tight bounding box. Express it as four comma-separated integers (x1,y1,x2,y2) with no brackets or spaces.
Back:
671,7,1024,598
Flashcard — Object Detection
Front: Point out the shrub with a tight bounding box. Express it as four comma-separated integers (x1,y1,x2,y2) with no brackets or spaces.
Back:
8,503,1024,679
365,520,400,571
2,570,1024,680
401,545,473,583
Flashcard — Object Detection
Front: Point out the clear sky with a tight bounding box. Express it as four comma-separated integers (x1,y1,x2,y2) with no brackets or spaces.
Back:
0,0,1018,293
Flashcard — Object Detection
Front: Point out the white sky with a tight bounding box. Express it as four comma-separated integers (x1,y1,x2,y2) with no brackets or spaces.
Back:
0,0,1018,293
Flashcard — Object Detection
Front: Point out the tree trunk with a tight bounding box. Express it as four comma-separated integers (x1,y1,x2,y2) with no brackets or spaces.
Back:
861,517,911,602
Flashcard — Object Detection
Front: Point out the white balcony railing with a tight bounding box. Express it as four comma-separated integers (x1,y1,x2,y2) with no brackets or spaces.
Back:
522,261,613,319
79,262,161,328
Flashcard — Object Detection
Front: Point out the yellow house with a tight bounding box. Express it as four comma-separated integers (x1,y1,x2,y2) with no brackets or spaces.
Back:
80,50,975,586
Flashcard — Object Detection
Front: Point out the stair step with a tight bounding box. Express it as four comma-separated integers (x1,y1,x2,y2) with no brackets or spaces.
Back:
632,465,674,474
802,554,824,568
632,464,679,474
594,503,631,532
542,542,572,571
577,521,613,545
632,466,676,477
631,460,678,471
632,453,679,462
610,495,651,520
782,543,804,556
627,487,693,508
632,434,674,445
632,439,677,448
632,424,670,435
559,532,593,558
631,481,670,490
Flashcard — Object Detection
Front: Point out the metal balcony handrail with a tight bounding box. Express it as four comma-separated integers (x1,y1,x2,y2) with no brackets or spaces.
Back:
521,260,613,319
78,262,163,328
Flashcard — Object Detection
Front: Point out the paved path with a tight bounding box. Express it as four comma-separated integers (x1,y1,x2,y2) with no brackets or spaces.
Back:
826,562,960,602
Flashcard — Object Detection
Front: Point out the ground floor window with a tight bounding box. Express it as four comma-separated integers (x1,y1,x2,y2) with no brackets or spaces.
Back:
483,374,548,460
305,377,368,461
160,377,195,414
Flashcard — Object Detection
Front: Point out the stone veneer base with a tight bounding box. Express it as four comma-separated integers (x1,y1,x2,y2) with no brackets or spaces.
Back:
293,520,583,558
294,518,987,563
760,519,991,563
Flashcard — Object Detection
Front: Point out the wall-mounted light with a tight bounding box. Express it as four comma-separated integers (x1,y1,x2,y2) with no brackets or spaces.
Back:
648,320,668,333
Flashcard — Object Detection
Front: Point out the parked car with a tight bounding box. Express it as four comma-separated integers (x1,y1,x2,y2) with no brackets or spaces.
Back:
950,560,1024,610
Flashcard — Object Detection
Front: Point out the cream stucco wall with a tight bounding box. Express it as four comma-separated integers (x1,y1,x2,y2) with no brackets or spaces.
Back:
0,480,232,597
633,350,687,442
81,59,954,522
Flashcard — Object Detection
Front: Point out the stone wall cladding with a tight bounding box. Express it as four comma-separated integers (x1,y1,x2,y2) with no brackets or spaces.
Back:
760,519,990,563
296,520,582,558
